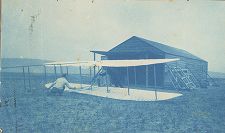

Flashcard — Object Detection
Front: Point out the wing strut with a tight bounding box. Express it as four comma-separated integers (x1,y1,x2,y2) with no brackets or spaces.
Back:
106,67,109,93
154,64,158,100
127,67,130,95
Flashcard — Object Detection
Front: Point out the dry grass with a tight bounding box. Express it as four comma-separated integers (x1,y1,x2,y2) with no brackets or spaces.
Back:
0,74,225,133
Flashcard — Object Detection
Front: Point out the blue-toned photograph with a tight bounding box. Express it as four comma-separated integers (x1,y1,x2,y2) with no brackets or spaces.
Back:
1,0,225,132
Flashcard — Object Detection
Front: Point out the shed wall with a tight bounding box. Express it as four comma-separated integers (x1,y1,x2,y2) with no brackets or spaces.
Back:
106,52,165,88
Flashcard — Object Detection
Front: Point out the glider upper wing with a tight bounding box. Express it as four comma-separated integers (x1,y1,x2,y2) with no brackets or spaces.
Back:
98,58,179,67
45,58,179,67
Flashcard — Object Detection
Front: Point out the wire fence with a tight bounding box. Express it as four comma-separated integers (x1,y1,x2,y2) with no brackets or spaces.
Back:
0,65,95,132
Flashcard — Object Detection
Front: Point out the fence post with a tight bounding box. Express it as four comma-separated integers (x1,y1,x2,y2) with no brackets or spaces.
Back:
60,64,63,74
22,67,26,91
27,66,31,92
79,66,82,88
13,87,18,133
90,67,92,83
43,65,47,83
66,66,69,75
54,65,57,79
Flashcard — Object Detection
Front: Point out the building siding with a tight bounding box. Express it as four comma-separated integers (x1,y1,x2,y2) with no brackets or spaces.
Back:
93,36,208,89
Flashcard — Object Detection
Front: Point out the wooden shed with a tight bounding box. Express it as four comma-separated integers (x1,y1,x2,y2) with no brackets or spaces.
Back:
91,36,208,90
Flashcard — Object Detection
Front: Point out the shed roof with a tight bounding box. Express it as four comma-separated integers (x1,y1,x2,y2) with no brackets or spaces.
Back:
108,36,206,61
90,50,108,55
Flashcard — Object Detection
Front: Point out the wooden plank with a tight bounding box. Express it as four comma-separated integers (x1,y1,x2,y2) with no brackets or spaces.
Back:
165,53,208,87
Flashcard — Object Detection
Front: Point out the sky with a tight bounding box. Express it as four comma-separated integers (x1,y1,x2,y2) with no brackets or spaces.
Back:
2,0,225,72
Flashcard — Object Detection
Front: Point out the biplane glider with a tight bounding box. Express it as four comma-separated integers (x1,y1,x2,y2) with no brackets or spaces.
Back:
44,58,182,101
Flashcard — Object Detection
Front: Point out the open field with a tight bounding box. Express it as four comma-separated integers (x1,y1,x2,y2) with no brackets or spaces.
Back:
0,73,225,133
